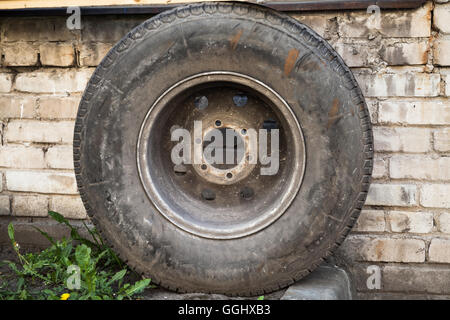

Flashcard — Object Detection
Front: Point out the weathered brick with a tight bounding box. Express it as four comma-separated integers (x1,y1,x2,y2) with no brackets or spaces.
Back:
355,73,440,97
78,42,113,67
50,196,86,219
373,127,431,153
345,236,425,262
338,2,431,38
429,239,450,263
354,210,385,232
420,184,450,208
3,43,39,66
372,155,388,179
0,196,10,216
5,170,78,194
434,129,450,152
46,146,74,169
39,43,75,67
0,95,36,119
15,69,93,93
291,14,330,37
438,212,450,234
5,120,74,144
0,145,45,169
0,74,13,93
445,74,450,96
82,17,144,42
12,195,48,217
387,211,433,234
389,155,450,180
366,184,417,207
379,101,450,125
381,42,428,66
38,96,80,119
334,42,368,67
434,3,450,34
3,17,77,42
434,39,450,66
382,265,450,294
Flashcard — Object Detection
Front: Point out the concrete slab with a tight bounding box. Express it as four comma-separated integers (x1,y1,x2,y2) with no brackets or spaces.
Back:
281,265,352,300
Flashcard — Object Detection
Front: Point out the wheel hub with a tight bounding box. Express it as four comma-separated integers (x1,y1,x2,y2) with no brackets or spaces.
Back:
137,72,306,239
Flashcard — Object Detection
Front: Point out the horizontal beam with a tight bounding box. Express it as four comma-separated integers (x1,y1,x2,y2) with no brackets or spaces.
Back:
0,0,427,15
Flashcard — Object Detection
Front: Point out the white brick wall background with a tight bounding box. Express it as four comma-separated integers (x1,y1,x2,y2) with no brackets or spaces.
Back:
0,1,449,297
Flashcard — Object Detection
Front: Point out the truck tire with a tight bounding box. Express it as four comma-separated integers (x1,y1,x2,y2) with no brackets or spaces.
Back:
74,2,373,296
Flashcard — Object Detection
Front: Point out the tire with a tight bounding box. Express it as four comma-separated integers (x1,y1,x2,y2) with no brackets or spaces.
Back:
74,2,373,296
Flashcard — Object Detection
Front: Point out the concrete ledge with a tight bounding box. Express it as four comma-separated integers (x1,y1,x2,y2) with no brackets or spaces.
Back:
281,265,352,300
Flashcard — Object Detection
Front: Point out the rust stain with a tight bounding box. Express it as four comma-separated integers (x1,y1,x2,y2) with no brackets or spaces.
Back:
229,29,243,51
327,98,341,129
284,48,300,77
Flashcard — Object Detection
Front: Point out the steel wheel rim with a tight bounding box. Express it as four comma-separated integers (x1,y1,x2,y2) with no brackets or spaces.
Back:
137,71,306,239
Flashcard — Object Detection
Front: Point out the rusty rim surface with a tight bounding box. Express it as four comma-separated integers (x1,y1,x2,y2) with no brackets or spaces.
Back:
137,71,306,239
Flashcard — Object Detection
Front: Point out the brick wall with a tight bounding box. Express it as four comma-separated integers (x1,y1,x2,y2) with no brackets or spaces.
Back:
0,1,449,298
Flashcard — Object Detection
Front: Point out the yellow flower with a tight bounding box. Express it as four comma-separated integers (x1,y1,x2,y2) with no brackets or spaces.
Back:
60,293,70,300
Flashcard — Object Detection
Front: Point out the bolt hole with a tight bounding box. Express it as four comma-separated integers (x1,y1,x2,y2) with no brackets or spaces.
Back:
241,128,247,135
233,93,248,107
201,189,216,201
240,187,254,200
226,172,233,179
215,120,222,127
194,96,208,110
173,164,187,176
201,164,207,170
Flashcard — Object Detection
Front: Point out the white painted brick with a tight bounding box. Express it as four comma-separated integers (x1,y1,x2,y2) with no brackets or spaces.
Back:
39,43,75,67
359,237,425,262
38,96,80,119
46,146,74,169
387,211,433,233
354,210,385,232
5,170,78,194
5,120,74,144
366,183,417,207
420,184,450,208
429,239,450,263
438,212,450,234
0,74,13,93
434,3,450,34
381,42,429,66
379,101,450,125
445,74,450,96
372,155,388,179
338,2,431,38
389,155,450,180
0,95,36,119
434,129,450,152
50,196,86,219
373,127,431,153
15,69,93,93
334,42,368,67
3,43,39,66
0,195,10,216
78,42,113,67
291,14,331,37
12,195,48,217
434,39,450,66
0,145,45,169
355,73,440,97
